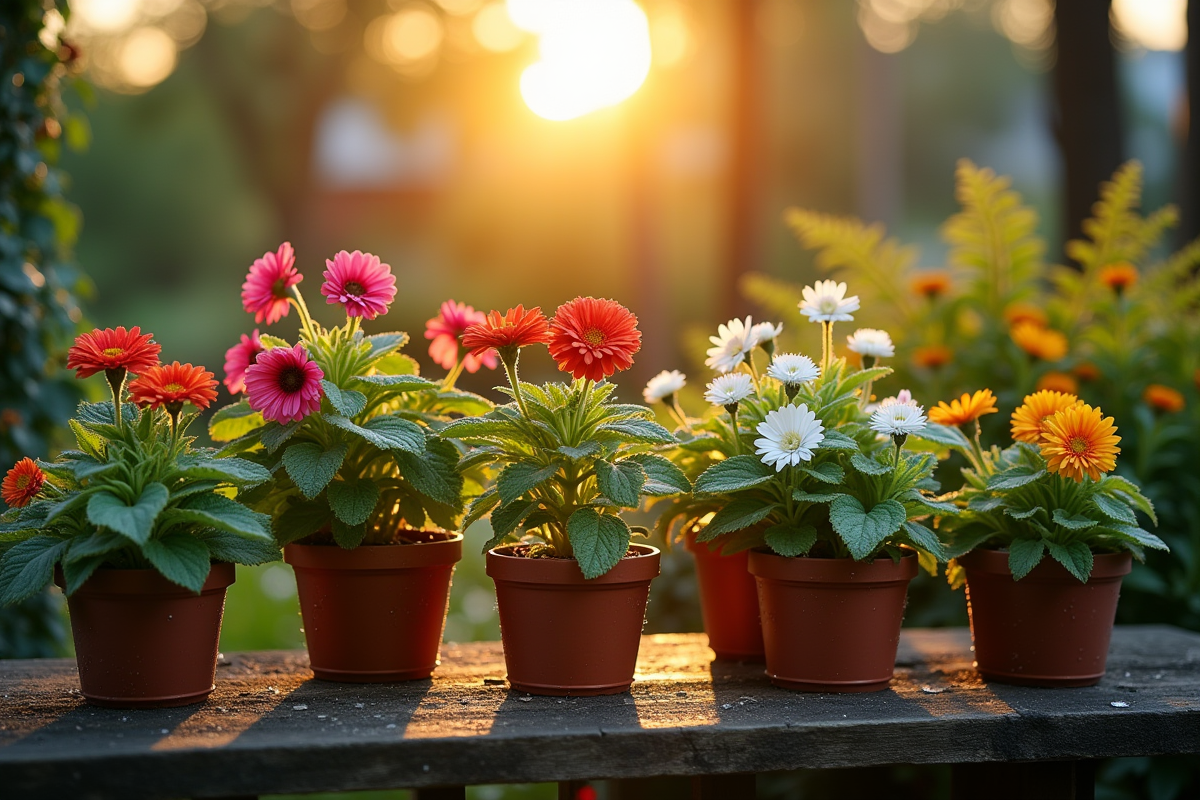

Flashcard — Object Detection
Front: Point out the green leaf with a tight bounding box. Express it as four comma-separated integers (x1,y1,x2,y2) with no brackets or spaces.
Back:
595,459,645,508
1105,523,1169,551
332,519,366,549
353,374,435,391
497,462,562,505
64,530,127,563
260,421,301,454
0,536,69,604
176,456,271,486
1007,537,1046,580
1092,492,1138,525
694,455,773,494
828,496,906,560
395,449,460,506
69,418,105,459
558,441,602,460
62,554,106,595
87,483,170,544
76,401,135,427
321,380,367,417
1005,506,1039,520
283,442,349,500
987,466,1046,490
567,508,631,579
328,479,380,526
793,490,844,504
1099,476,1157,524
142,534,212,592
801,462,845,484
164,494,274,541
198,531,281,565
902,520,946,561
625,454,691,495
912,423,972,449
1052,509,1098,531
324,414,425,455
259,334,290,350
208,402,265,442
1046,540,1093,583
365,332,409,359
489,499,540,540
698,498,776,542
903,491,959,515
817,430,860,451
441,417,517,440
764,523,818,557
968,495,1005,512
462,490,501,531
850,452,892,476
595,418,676,444
277,501,333,545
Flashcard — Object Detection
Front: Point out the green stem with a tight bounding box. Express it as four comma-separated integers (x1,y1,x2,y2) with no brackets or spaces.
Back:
105,368,127,432
501,350,530,419
728,406,741,454
291,287,317,344
443,354,466,391
820,322,831,373
572,378,593,442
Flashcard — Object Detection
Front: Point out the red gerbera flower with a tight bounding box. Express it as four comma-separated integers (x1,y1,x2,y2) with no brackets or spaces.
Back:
320,250,397,320
66,326,161,379
242,242,301,325
2,458,45,508
424,300,498,373
548,297,641,382
128,362,219,412
462,305,552,358
245,343,324,423
223,329,264,394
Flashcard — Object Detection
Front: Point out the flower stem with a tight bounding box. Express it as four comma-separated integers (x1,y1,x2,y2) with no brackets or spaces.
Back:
105,368,127,432
572,379,593,441
820,322,830,373
728,405,741,455
500,350,530,419
291,287,317,343
443,355,465,391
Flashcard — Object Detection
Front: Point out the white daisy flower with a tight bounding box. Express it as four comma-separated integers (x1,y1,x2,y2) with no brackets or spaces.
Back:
799,280,860,323
755,403,825,471
705,317,756,373
846,328,895,359
879,389,914,408
870,402,928,437
766,353,820,386
750,321,783,348
643,370,686,404
704,373,754,407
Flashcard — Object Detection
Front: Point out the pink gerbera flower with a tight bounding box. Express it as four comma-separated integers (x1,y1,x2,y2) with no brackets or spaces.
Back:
242,243,301,326
424,300,498,374
321,250,397,320
244,343,324,424
223,329,264,395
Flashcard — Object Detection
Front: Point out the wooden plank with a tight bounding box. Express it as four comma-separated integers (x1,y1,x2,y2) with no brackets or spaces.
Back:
0,627,1198,800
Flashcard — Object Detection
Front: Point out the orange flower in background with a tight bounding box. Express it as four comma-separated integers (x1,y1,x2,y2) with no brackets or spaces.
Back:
548,297,641,381
1143,384,1185,414
1040,403,1120,482
1003,303,1048,328
1073,362,1101,382
1098,262,1138,294
462,305,552,358
1011,390,1083,444
912,344,953,370
1036,372,1078,395
911,271,951,299
929,389,999,426
2,458,45,508
1011,321,1068,361
1194,368,1200,392
129,362,218,412
66,326,161,379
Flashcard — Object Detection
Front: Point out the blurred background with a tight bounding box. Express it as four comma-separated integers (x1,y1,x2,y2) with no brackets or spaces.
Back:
3,0,1198,797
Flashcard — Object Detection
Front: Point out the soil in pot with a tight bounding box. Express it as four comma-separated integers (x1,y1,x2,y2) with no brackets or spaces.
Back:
684,530,764,662
749,550,918,692
58,561,235,709
486,544,660,696
961,548,1132,687
285,530,462,682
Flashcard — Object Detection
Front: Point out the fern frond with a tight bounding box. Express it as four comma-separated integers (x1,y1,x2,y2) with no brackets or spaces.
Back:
941,159,1044,315
740,272,805,323
1065,161,1178,272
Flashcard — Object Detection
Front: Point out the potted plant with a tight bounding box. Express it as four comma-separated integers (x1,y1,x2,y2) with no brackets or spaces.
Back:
0,327,278,707
661,283,955,692
937,388,1167,686
209,245,492,682
441,298,691,696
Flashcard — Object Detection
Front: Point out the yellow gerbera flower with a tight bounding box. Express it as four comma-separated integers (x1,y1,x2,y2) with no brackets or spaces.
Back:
1011,390,1083,444
1039,404,1120,482
1011,320,1069,361
929,389,999,426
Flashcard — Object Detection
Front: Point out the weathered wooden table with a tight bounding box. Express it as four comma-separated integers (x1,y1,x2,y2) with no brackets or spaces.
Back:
1,626,1198,800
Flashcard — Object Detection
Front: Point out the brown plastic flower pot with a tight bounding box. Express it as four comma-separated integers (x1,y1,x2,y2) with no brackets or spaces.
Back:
486,544,660,696
285,531,462,682
684,530,764,662
961,548,1132,687
56,562,235,709
748,550,918,692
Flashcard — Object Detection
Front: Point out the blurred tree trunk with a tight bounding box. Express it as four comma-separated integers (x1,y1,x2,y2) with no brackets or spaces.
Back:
1180,0,1200,246
1052,0,1124,253
721,0,761,319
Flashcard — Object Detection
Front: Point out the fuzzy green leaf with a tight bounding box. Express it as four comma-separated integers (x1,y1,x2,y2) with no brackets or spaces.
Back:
352,373,434,391
283,442,349,500
596,418,676,444
850,452,892,476
567,508,631,579
328,479,381,527
793,490,845,504
208,402,266,443
365,332,409,359
595,459,646,508
321,380,367,417
625,454,691,495
142,534,212,593
801,462,845,484
332,519,366,550
817,430,860,451
912,423,972,449
1099,476,1157,524
395,448,462,507
176,456,271,487
198,531,281,565
903,490,959,515
1046,539,1093,583
276,501,334,546
440,417,517,440
764,523,818,557
1008,538,1046,580
694,455,773,494
497,462,561,505
828,496,906,560
1052,509,1098,531
0,536,69,604
62,554,106,595
165,493,273,540
1106,523,1169,551
698,498,776,542
902,520,946,561
462,490,501,532
1091,493,1138,525
87,483,170,545
987,466,1046,490
558,441,602,460
325,414,425,455
64,530,127,564
260,421,301,454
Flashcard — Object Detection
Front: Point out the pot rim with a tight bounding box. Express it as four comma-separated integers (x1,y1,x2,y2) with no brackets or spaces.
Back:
55,561,236,597
959,547,1132,582
285,531,464,571
486,543,660,585
747,549,918,584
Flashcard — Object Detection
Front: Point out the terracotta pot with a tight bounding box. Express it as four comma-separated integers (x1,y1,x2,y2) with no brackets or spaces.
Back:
684,530,764,662
486,544,660,696
285,531,462,682
961,548,1131,687
57,562,235,709
748,551,918,692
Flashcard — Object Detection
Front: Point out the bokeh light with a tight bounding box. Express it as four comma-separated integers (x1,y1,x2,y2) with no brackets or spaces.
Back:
383,6,445,63
118,27,178,88
472,1,525,52
72,0,140,33
1112,0,1188,52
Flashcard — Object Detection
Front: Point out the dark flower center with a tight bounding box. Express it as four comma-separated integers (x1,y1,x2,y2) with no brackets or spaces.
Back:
272,278,288,298
344,281,366,297
278,365,306,394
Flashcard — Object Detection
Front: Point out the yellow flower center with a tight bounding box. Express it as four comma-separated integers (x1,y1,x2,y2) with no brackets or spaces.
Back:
818,297,839,314
15,475,29,490
780,431,804,450
102,347,124,357
1069,436,1090,455
164,382,185,394
583,328,606,346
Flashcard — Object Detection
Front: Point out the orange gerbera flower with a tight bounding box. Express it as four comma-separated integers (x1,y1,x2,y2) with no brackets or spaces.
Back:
929,389,999,426
1073,361,1100,382
1003,303,1048,328
66,326,161,379
911,271,951,299
128,362,218,413
1036,372,1078,395
548,297,641,381
461,305,552,358
1098,262,1138,294
1040,404,1120,482
2,458,45,508
1011,321,1068,361
912,344,953,370
1143,384,1185,413
1010,390,1083,444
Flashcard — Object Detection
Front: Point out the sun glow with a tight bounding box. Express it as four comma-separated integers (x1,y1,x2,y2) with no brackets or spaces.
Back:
1112,0,1187,51
512,0,652,121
